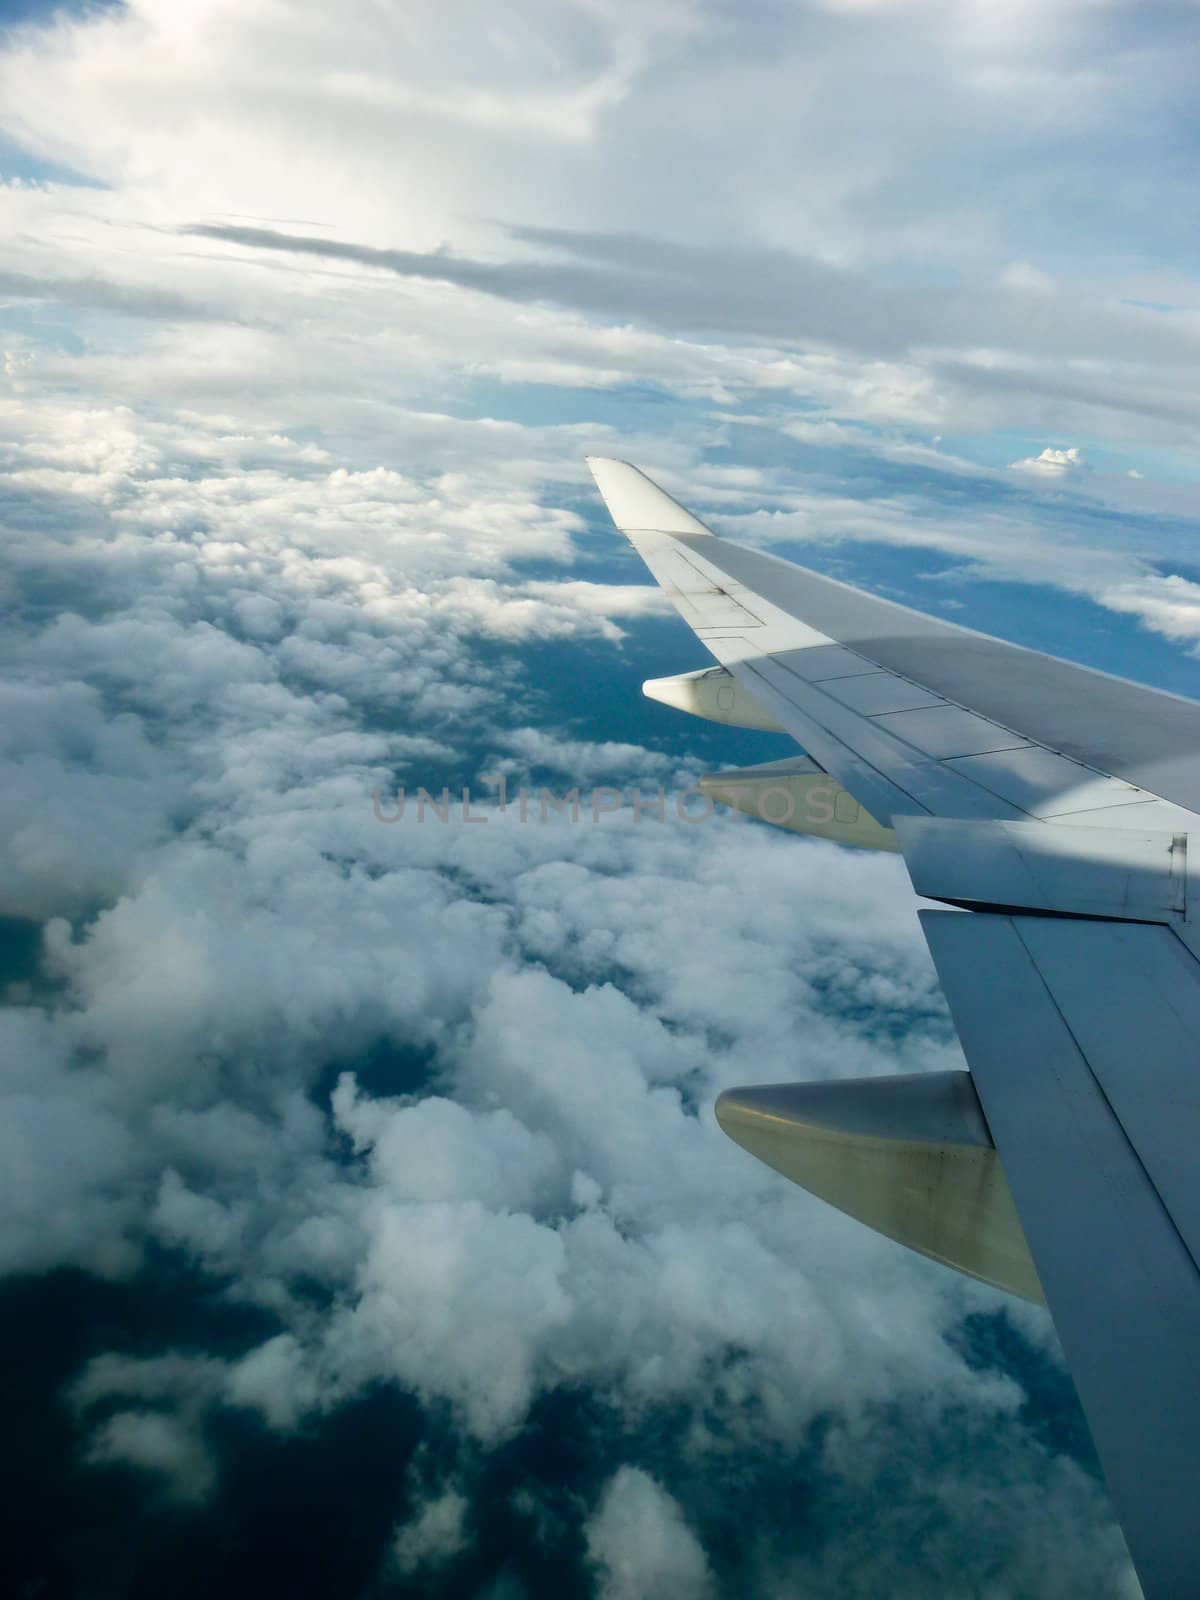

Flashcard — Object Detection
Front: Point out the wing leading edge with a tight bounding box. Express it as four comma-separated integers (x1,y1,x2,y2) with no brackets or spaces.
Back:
587,456,1200,1599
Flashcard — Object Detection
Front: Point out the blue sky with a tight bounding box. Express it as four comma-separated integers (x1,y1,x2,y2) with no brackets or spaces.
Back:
1,2,1197,1596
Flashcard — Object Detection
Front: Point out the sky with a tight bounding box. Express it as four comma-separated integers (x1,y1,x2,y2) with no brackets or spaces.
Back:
2,1,1198,1595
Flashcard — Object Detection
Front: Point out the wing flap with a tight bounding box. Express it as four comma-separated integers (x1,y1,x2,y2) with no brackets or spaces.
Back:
898,817,1187,922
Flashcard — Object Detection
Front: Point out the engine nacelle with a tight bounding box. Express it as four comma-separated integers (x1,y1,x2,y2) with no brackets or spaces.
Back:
643,666,783,732
716,1071,1043,1304
699,756,899,851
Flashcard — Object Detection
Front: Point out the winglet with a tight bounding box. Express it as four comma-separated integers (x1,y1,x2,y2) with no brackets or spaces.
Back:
585,457,714,538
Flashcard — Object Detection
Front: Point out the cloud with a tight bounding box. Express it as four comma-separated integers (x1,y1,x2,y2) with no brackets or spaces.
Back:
1010,445,1085,474
486,726,681,784
73,1350,226,1504
0,0,691,238
1,0,1192,277
585,1468,715,1600
1093,572,1200,646
333,1076,561,1215
0,1008,142,1276
391,1485,471,1576
179,220,936,355
84,1411,217,1504
0,263,221,323
0,678,183,918
182,218,1200,408
520,578,673,623
225,1334,323,1432
324,1199,571,1444
775,1412,1139,1600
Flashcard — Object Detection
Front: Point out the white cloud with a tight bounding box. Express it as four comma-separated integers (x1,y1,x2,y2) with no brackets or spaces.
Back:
585,1467,715,1600
521,578,673,622
225,1334,323,1433
0,1008,142,1277
1093,573,1200,647
487,726,682,784
0,0,696,237
0,679,181,918
85,1411,216,1504
73,1350,227,1412
1010,445,1085,474
333,1076,561,1214
391,1486,471,1576
331,1200,572,1442
73,1350,225,1503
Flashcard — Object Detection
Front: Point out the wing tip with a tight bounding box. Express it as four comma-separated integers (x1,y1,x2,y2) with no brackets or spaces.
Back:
584,456,713,538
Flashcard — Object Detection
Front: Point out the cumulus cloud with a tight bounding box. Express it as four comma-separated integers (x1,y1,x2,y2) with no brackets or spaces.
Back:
1093,573,1200,649
73,1350,226,1503
0,679,181,917
391,1485,471,1576
224,1333,322,1432
1010,445,1085,474
585,1468,714,1600
85,1411,217,1504
487,726,682,784
0,1008,142,1277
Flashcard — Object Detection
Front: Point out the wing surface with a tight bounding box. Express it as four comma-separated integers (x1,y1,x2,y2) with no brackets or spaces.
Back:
587,457,1200,1599
587,457,1200,832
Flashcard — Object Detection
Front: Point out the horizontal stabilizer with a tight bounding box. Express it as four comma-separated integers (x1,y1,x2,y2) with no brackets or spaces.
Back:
716,1072,1041,1302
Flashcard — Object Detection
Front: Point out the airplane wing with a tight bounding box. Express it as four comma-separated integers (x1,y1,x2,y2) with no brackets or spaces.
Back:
587,456,1200,1599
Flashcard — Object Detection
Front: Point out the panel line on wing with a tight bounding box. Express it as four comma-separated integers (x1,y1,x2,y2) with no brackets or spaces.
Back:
1011,917,1200,1277
750,655,1029,822
1005,923,1191,1269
